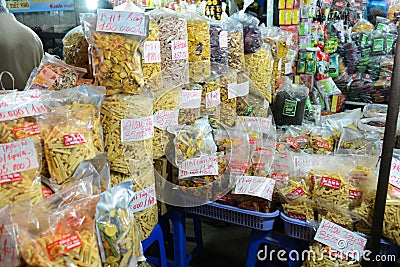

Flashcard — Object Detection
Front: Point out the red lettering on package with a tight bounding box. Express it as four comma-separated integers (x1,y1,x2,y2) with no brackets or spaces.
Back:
13,124,41,139
46,234,82,260
286,137,300,149
288,212,307,221
285,187,305,201
0,173,22,184
313,140,331,149
63,133,86,146
320,176,341,190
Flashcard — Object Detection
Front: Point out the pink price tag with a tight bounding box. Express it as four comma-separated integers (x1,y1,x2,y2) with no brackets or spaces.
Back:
96,9,147,36
171,40,188,60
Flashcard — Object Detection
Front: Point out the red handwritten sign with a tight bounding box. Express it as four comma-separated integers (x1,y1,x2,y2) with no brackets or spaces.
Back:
96,9,147,36
46,234,82,260
121,116,154,142
178,155,219,179
206,89,221,108
63,133,87,146
0,173,22,184
179,90,202,109
171,40,188,60
153,110,179,130
314,219,367,259
0,138,39,176
130,184,156,213
0,90,46,122
234,176,275,201
143,41,161,63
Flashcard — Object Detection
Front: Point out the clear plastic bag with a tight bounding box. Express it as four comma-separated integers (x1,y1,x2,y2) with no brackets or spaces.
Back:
101,93,153,175
210,21,229,67
96,180,145,267
63,25,92,79
26,53,87,91
148,8,189,86
310,126,335,154
0,205,20,267
363,103,387,118
230,9,262,55
184,12,211,81
81,13,148,95
335,127,380,155
222,16,245,72
15,196,102,267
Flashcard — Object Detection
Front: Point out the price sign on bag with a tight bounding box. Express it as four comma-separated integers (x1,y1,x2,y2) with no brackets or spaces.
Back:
314,219,367,260
178,155,219,179
143,41,161,63
389,158,400,188
96,9,147,36
234,176,275,201
130,184,156,213
121,116,154,142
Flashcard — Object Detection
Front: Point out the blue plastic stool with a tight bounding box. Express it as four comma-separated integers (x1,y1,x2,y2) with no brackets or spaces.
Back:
159,210,204,267
246,229,308,267
142,223,168,267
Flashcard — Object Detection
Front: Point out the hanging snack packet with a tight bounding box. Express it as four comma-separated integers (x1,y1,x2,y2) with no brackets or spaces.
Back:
15,196,102,266
101,93,153,175
184,12,211,81
0,90,46,208
26,53,87,91
148,8,189,86
222,16,245,72
218,68,238,127
96,180,145,267
63,25,92,79
81,11,149,95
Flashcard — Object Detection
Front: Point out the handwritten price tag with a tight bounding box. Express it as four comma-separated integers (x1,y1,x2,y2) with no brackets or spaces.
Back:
130,184,156,213
0,210,18,266
171,39,188,60
206,88,221,108
0,138,39,176
234,176,275,201
228,81,250,99
0,90,46,122
178,155,219,179
239,116,272,133
314,219,367,259
219,30,228,48
389,158,400,188
153,110,179,130
179,90,202,109
96,9,147,36
143,41,161,63
121,116,154,142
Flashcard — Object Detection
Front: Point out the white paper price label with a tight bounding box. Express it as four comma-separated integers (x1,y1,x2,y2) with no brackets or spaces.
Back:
0,90,46,122
96,9,147,36
178,155,219,179
390,158,400,188
219,30,228,48
153,110,179,130
171,39,188,60
179,90,202,109
143,41,161,63
0,138,39,177
206,88,221,108
234,176,275,201
314,219,367,260
130,184,156,213
121,116,154,142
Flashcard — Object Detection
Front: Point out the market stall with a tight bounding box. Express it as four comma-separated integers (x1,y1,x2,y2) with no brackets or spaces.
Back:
1,0,400,266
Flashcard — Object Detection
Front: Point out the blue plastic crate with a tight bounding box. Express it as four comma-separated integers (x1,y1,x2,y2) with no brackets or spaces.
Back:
185,201,279,231
280,212,316,242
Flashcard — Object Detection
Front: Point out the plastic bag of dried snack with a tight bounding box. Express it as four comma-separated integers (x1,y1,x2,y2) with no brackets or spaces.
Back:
101,93,153,176
81,11,149,95
96,180,145,267
148,8,189,86
25,53,87,91
15,195,102,267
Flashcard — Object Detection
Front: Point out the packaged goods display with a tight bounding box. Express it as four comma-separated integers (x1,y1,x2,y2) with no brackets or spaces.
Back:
3,2,400,265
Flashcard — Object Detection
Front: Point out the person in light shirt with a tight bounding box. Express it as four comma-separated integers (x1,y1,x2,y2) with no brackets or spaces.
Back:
0,0,43,90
